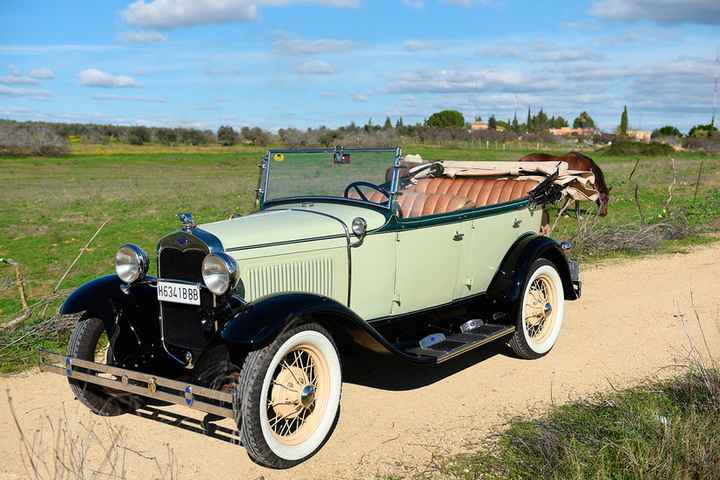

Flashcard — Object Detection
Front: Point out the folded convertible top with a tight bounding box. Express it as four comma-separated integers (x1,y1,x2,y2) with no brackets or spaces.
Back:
404,158,599,203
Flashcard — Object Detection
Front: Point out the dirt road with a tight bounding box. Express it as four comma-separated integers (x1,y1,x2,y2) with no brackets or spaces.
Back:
2,245,719,480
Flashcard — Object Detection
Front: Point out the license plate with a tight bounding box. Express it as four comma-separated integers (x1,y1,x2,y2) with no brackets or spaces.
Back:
157,281,201,306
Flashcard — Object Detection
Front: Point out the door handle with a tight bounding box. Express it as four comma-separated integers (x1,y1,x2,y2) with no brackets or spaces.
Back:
453,232,464,241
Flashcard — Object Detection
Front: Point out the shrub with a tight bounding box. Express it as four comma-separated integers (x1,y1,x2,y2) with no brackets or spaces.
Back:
127,126,150,145
217,125,236,146
652,125,682,139
426,110,465,128
0,123,69,156
596,140,674,156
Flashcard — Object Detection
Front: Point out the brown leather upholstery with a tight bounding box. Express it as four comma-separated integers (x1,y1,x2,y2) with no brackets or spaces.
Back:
357,190,474,217
408,177,537,207
396,191,474,218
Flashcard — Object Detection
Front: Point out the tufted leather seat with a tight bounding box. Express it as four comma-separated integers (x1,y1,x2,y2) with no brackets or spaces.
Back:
395,191,474,218
407,177,538,207
355,190,474,218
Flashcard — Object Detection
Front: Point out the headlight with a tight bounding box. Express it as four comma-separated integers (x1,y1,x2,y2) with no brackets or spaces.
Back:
351,217,367,237
202,253,238,295
115,244,149,284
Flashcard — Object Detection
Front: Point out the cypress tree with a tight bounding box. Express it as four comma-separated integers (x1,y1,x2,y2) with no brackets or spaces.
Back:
619,105,629,136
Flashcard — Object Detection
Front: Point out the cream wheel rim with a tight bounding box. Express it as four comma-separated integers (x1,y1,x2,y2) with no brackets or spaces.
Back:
523,273,558,345
266,344,329,446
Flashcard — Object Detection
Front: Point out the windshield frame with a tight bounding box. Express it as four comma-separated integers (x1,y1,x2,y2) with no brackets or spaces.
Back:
258,146,403,210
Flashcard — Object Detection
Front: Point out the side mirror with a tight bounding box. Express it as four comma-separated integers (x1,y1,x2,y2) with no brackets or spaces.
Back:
350,217,367,247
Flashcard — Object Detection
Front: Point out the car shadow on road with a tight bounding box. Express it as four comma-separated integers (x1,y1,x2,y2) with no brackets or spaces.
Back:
341,343,513,391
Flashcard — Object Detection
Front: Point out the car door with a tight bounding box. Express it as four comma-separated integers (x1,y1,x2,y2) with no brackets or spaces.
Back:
460,206,541,296
392,219,468,315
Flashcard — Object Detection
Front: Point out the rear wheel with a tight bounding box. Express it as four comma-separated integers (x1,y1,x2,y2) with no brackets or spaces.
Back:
236,323,342,469
509,259,565,359
67,317,142,416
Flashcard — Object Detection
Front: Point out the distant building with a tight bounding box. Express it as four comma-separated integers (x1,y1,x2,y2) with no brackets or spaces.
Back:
470,121,505,132
549,127,596,137
627,129,652,142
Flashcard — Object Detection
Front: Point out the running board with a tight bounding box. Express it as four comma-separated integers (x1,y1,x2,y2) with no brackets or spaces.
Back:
404,324,515,363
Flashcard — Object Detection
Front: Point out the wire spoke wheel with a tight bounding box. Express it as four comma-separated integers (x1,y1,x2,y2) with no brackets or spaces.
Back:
523,274,557,344
510,259,566,359
265,344,329,446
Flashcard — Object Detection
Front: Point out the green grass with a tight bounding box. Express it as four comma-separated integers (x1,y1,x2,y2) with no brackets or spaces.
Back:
440,365,720,480
0,144,719,372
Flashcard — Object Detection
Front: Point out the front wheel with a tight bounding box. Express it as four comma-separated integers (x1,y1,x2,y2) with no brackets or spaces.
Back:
509,259,565,359
236,323,342,469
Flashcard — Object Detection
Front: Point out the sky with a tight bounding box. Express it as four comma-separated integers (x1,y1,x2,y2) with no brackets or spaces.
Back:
0,0,718,133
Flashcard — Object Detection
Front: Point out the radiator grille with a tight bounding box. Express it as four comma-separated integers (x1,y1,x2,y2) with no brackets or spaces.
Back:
246,257,334,301
158,247,209,351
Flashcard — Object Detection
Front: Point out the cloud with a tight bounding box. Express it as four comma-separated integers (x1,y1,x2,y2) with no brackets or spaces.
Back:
29,68,55,79
386,68,559,95
477,42,602,63
0,44,119,54
120,31,168,43
79,69,140,88
590,0,720,25
273,34,353,55
0,73,39,85
403,40,434,52
92,94,167,103
0,85,51,99
122,0,359,30
351,93,368,102
295,60,336,75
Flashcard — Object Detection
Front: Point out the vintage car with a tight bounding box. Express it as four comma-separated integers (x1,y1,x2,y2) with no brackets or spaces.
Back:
40,147,582,468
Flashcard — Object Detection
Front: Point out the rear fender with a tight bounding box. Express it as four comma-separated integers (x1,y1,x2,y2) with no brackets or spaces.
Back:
487,234,579,308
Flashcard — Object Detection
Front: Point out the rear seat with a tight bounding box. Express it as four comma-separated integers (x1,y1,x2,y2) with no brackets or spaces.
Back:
355,176,537,218
407,177,538,207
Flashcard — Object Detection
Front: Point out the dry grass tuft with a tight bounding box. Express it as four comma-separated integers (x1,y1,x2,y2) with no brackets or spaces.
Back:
6,389,178,480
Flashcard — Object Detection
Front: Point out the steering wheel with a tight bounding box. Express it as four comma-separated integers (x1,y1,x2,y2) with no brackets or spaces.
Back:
344,181,390,203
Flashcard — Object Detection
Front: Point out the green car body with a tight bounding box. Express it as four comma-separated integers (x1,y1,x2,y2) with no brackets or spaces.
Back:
46,146,581,469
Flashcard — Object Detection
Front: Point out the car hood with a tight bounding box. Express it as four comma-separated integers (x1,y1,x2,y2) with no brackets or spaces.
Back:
199,203,387,251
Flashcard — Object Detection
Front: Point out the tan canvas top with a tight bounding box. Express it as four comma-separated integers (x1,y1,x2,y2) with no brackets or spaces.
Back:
406,159,599,203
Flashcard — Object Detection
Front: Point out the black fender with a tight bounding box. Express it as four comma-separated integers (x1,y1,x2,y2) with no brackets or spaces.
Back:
487,233,579,308
60,275,162,365
219,293,435,364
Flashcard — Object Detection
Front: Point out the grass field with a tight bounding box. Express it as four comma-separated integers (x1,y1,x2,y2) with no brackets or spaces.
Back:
0,143,719,371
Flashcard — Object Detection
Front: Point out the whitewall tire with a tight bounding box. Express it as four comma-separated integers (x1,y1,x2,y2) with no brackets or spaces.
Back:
236,323,342,469
509,259,565,359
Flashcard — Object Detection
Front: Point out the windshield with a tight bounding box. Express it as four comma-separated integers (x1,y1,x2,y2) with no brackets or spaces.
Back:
262,147,400,205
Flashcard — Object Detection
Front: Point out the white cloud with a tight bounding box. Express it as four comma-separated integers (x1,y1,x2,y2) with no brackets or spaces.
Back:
29,68,55,79
92,94,166,103
273,34,353,55
386,68,558,94
79,69,140,88
0,85,51,99
0,44,118,54
0,73,39,85
351,93,368,102
295,60,336,75
120,31,168,43
591,0,720,25
122,0,359,29
403,40,434,52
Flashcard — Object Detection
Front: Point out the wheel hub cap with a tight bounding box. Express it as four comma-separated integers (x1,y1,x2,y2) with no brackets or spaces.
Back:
300,384,316,408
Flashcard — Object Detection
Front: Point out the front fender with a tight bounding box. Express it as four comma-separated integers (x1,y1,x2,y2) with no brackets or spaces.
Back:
60,275,162,363
487,233,579,307
219,293,435,364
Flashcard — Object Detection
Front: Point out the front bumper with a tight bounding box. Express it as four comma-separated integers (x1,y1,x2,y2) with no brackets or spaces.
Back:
39,349,234,419
568,259,581,298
